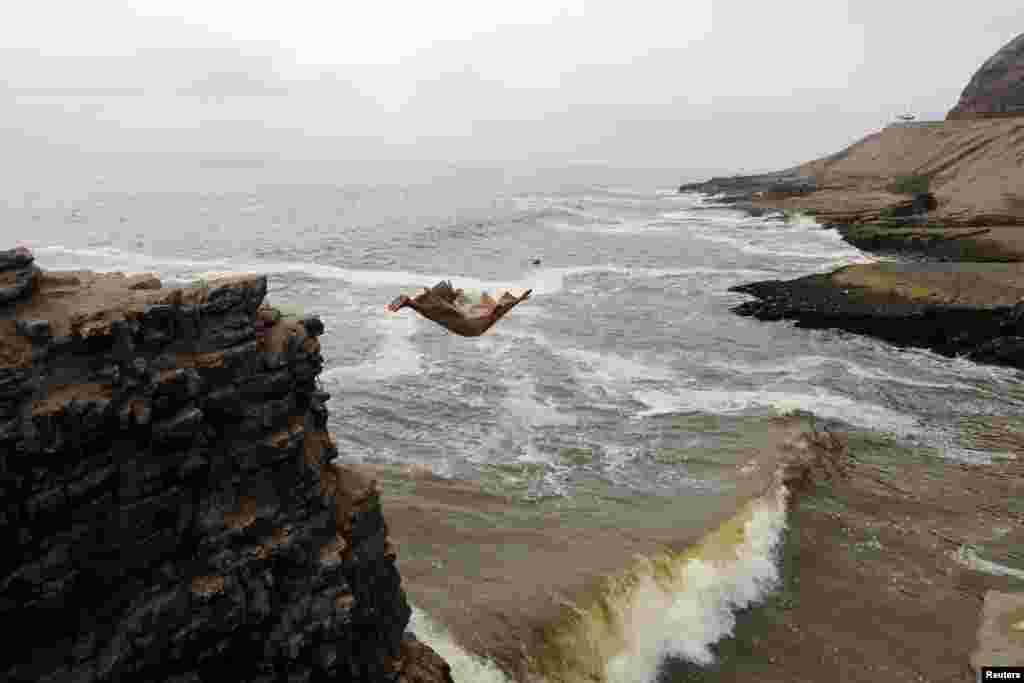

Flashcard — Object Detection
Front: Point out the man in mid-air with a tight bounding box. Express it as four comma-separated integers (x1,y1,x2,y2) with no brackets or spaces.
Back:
386,280,531,337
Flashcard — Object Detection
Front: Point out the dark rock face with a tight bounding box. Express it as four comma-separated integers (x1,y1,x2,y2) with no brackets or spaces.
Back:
1,270,453,682
729,275,1024,369
887,193,938,218
947,33,1024,119
678,168,816,203
0,248,40,306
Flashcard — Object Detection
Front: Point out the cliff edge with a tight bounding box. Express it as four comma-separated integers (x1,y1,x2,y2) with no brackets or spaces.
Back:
0,247,453,683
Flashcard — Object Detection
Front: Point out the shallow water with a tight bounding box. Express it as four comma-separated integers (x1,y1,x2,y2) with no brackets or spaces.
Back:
7,160,1023,680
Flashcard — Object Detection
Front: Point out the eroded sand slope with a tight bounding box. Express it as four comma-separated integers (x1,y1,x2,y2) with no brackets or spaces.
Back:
770,118,1024,226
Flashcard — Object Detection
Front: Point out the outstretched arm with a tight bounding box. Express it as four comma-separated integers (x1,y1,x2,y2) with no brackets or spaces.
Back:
450,289,532,337
388,286,531,337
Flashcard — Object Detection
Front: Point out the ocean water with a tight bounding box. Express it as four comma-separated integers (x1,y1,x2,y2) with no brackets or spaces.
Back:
7,159,1023,681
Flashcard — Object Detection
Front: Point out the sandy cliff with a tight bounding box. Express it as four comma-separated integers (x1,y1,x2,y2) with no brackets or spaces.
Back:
0,248,452,683
783,117,1024,227
682,33,1024,234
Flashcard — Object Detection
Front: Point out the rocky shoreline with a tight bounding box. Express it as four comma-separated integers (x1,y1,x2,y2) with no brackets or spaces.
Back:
728,268,1024,370
680,152,1024,371
678,48,1024,674
676,182,1024,679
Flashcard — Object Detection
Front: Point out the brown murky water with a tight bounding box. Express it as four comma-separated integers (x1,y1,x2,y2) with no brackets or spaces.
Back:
352,415,830,683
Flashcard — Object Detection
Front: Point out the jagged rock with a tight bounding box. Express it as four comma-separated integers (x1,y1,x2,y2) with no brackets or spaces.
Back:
0,264,40,305
1,259,453,683
200,310,256,349
200,276,268,315
0,247,34,271
730,273,1024,369
969,336,1024,365
15,319,51,341
301,316,325,338
679,168,816,201
947,32,1024,119
152,406,203,443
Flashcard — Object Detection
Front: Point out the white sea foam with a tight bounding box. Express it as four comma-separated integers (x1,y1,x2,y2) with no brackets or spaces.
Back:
547,220,654,235
407,606,515,683
950,546,1024,580
474,377,576,478
604,486,789,682
840,359,974,391
320,312,422,383
501,377,577,429
408,487,789,683
631,388,920,437
556,345,675,386
683,226,861,261
35,245,599,296
705,355,972,391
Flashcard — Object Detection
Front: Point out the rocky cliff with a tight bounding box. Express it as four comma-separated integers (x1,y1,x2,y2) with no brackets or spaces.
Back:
947,32,1024,119
0,248,453,683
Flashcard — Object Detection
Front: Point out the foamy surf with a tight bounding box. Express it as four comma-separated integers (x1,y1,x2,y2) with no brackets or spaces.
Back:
526,485,788,683
631,388,921,437
704,354,974,391
404,485,790,683
407,606,516,683
606,486,787,682
320,312,422,383
33,245,586,297
949,546,1024,581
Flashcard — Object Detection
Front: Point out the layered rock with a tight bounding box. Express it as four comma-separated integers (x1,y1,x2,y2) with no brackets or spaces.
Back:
947,32,1024,119
729,264,1024,369
0,248,453,683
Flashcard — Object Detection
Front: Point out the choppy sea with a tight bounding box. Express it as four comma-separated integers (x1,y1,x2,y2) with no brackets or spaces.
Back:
6,159,1023,681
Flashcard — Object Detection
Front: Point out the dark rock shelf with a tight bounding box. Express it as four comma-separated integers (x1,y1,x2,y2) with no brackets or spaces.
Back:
730,273,1024,370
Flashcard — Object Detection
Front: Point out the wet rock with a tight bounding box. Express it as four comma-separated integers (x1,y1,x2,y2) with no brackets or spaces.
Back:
730,273,1024,370
969,336,1024,365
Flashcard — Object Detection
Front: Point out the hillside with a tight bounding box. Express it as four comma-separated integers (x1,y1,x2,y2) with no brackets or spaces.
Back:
758,117,1024,227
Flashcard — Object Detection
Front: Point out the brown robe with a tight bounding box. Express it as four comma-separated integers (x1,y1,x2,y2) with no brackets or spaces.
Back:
387,280,532,337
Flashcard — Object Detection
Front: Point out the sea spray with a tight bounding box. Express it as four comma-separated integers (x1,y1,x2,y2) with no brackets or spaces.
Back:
529,485,789,683
408,605,517,683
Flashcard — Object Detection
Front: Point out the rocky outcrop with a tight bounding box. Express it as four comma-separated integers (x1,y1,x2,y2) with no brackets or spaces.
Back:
947,33,1024,119
0,248,453,683
678,167,816,205
729,266,1024,369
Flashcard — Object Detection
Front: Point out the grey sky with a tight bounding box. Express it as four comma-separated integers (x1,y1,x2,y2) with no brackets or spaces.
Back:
2,1,1022,175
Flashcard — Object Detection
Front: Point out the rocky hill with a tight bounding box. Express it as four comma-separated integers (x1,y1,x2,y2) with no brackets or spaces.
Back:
791,117,1024,227
682,33,1024,233
947,32,1024,119
0,248,453,683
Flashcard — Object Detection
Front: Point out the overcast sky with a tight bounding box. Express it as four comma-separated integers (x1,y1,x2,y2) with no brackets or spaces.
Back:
2,1,1022,175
